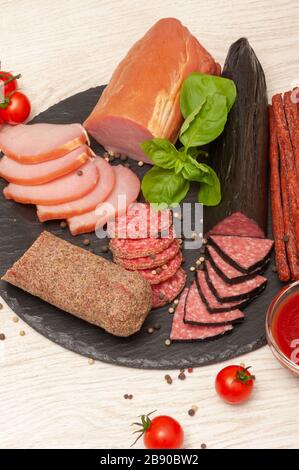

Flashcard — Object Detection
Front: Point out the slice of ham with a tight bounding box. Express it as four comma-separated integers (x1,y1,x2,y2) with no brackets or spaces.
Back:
84,18,220,163
0,123,88,163
36,156,115,221
0,145,92,185
3,159,99,205
67,165,140,235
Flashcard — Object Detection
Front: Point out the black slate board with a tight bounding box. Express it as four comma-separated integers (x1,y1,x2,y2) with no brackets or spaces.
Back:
0,87,284,369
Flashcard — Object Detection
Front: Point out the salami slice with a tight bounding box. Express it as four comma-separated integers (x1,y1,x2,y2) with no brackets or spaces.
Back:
208,235,273,273
134,253,182,285
107,202,172,239
170,289,233,342
196,269,249,313
184,281,244,325
206,245,267,284
109,227,175,259
205,260,267,302
152,268,186,308
208,212,265,238
113,240,180,270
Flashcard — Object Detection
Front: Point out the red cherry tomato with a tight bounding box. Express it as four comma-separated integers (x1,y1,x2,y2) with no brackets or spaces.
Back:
0,71,19,96
215,365,255,405
1,91,31,125
132,411,184,449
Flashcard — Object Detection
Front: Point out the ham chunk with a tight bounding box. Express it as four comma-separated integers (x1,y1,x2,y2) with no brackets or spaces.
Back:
0,145,92,185
67,165,140,235
0,123,88,163
36,156,115,221
84,18,220,163
3,159,99,205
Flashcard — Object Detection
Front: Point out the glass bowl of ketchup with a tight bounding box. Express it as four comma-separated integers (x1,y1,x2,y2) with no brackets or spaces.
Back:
266,281,299,376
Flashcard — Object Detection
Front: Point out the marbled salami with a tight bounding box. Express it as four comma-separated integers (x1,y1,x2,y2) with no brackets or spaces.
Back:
152,268,186,308
208,212,265,238
184,281,244,325
206,245,266,284
109,227,175,259
107,202,172,239
170,289,233,342
113,240,181,270
208,235,273,273
134,252,182,285
196,269,249,312
205,260,267,302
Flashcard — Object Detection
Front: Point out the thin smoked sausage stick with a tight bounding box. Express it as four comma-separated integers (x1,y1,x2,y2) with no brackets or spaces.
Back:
283,91,299,183
272,94,299,254
268,106,290,281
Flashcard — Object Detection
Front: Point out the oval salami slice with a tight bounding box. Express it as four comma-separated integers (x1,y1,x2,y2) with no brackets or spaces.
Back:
113,240,180,270
205,260,267,302
170,289,233,342
152,268,186,308
184,281,244,325
107,202,172,239
109,226,175,259
208,212,265,238
134,252,182,285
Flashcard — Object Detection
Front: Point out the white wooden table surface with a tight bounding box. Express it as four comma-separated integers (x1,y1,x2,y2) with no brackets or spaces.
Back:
0,0,299,450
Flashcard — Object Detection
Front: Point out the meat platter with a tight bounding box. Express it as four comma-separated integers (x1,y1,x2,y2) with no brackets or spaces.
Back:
0,85,284,369
1,18,296,370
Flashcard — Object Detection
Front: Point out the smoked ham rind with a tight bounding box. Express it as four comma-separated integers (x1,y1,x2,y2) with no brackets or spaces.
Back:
0,123,88,163
204,38,268,234
84,18,220,163
2,232,152,337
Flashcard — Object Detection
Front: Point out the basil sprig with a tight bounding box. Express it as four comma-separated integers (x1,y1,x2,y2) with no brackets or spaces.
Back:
141,73,236,206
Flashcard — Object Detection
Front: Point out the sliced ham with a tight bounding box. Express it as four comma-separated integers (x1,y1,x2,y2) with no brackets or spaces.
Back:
67,165,140,235
36,156,115,221
0,123,88,163
3,159,99,205
84,18,220,163
0,145,92,186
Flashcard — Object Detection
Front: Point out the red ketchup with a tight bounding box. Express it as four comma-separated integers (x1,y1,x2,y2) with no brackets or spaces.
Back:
272,292,299,365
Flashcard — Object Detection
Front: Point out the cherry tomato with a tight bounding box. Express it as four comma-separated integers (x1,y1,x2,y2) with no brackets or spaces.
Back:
132,411,184,449
215,365,255,405
0,71,20,96
1,91,31,125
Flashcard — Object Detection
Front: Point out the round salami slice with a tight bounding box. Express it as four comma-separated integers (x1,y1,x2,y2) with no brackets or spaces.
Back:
135,252,182,285
151,268,186,309
113,240,181,270
109,227,175,259
170,289,233,342
107,202,172,239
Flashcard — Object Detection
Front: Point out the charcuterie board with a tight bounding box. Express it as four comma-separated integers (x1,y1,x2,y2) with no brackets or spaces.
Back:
0,86,283,369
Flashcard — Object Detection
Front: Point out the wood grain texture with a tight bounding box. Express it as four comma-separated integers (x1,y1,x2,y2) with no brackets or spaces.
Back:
0,0,299,449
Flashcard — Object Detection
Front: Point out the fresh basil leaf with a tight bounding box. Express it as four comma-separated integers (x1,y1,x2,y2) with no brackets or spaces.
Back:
187,147,208,159
197,166,221,206
141,166,190,205
141,138,179,169
180,98,206,134
179,94,228,148
174,159,185,174
181,72,237,116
